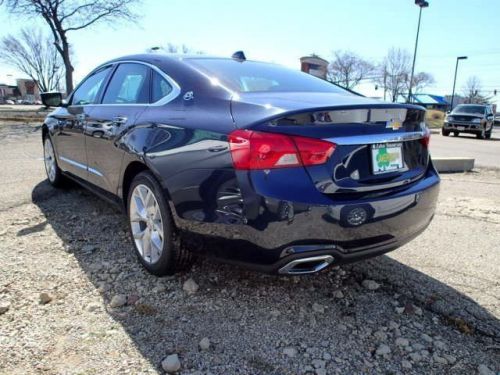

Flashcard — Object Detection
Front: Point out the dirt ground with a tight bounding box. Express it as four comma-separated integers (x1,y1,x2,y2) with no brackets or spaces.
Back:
0,122,498,375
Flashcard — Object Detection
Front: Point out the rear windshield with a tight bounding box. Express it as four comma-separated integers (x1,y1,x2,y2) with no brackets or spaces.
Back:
453,105,485,114
186,58,350,95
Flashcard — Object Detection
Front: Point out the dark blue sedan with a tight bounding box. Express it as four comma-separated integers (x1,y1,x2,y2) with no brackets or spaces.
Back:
41,53,440,276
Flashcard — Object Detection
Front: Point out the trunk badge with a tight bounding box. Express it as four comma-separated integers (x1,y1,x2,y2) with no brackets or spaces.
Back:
386,119,402,130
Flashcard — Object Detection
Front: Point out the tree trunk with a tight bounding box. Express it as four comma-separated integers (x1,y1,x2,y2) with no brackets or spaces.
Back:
62,41,74,95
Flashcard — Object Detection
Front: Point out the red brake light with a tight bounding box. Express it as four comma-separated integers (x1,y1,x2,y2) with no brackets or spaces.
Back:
420,128,431,148
228,129,335,170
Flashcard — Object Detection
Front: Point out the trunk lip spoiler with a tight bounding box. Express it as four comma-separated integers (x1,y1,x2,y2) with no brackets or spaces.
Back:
325,130,426,146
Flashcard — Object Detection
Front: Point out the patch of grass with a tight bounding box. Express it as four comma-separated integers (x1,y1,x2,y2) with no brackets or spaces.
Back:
425,109,445,129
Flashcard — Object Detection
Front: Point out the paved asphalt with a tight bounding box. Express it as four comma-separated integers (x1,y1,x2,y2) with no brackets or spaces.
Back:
430,127,500,169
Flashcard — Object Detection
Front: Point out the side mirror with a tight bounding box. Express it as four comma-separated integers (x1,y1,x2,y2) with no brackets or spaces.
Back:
41,92,64,107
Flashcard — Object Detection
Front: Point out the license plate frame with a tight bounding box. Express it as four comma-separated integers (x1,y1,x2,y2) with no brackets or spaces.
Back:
457,126,465,131
371,142,405,175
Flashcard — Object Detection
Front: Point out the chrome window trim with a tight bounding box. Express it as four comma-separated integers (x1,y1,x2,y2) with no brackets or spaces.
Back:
70,60,181,107
326,131,425,146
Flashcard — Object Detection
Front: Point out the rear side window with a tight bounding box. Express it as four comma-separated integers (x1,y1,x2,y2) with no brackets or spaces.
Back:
187,58,350,94
72,66,112,105
102,63,150,104
151,70,173,102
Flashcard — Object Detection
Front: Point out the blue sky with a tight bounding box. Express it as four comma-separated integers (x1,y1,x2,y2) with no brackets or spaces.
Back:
0,0,499,105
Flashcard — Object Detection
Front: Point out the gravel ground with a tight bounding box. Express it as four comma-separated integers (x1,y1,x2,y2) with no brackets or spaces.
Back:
0,122,498,375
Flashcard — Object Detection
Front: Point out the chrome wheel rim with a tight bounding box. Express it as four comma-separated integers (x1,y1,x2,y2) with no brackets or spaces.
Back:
129,184,164,264
44,138,56,182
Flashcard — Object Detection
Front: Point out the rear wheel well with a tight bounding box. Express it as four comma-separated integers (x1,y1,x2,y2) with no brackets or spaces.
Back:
122,161,149,206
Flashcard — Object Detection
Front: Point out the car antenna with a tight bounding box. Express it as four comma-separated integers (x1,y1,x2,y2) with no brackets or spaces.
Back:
231,51,246,61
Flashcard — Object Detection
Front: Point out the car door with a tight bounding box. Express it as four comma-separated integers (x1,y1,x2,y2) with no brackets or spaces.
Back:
84,62,151,193
53,66,113,179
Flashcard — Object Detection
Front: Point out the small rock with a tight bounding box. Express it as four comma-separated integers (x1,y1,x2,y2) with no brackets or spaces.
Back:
283,347,298,357
183,278,199,295
333,290,344,299
338,324,347,331
362,279,380,290
0,300,11,314
443,354,456,364
409,352,422,362
414,306,423,315
312,303,325,314
395,338,410,347
402,360,412,369
374,330,388,341
127,294,140,305
109,294,127,308
421,333,433,343
395,307,405,314
312,359,326,369
412,343,425,351
161,354,181,373
433,353,448,365
199,337,210,351
376,344,391,356
82,244,98,253
86,302,101,312
477,365,495,375
270,309,281,318
323,352,332,361
39,292,53,304
316,369,327,375
434,340,447,350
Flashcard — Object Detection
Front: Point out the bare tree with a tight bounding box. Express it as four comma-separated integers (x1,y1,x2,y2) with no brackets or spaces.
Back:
0,28,64,92
462,76,491,104
376,48,411,102
0,0,140,94
327,50,373,89
147,43,204,55
407,72,435,94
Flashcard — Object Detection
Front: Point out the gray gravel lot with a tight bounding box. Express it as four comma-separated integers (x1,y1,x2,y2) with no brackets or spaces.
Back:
0,122,498,375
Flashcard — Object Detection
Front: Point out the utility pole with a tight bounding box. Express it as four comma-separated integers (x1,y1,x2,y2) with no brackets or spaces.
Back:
450,56,467,110
407,0,429,103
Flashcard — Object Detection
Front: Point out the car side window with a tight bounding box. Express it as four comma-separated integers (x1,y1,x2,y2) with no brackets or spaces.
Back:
151,70,173,103
102,63,150,104
71,66,112,105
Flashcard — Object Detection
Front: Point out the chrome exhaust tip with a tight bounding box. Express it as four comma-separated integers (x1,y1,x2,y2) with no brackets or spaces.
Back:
278,255,334,275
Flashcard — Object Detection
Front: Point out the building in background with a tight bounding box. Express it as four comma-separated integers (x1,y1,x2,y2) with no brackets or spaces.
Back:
300,55,328,80
0,79,40,103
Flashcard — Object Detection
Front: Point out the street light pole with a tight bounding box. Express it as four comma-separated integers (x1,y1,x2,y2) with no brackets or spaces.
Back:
407,0,429,103
450,56,467,111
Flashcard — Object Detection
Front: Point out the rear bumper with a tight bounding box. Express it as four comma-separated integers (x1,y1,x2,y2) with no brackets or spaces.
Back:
172,163,440,274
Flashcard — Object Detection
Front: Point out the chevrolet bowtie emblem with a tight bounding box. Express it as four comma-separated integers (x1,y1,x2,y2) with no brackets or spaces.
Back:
386,119,402,130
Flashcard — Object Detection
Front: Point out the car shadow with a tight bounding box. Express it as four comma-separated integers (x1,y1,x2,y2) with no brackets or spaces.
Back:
27,179,500,373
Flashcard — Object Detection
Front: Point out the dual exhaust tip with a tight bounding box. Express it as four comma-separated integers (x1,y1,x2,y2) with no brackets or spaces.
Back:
278,255,334,275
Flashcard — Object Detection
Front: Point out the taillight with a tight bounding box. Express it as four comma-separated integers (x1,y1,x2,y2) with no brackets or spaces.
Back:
420,128,431,148
228,129,335,170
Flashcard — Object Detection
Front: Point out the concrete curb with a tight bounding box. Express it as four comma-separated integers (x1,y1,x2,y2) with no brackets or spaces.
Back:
433,157,475,173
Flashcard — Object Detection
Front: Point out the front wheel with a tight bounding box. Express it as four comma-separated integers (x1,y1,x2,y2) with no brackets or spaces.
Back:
441,129,450,136
127,171,193,276
43,136,66,187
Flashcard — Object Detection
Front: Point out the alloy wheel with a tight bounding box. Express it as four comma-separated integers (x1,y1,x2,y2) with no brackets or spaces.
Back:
129,184,164,264
44,138,57,183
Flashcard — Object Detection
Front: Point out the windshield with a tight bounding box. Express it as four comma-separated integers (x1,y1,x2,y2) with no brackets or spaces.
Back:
186,58,350,95
452,105,485,115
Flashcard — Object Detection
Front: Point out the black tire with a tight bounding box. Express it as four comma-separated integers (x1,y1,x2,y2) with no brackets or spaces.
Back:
453,132,459,137
127,171,193,276
476,127,486,139
485,125,492,139
441,129,450,136
43,135,67,188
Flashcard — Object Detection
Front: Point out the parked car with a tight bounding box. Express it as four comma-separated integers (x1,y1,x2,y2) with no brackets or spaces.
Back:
442,104,495,139
41,54,440,276
4,99,15,105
